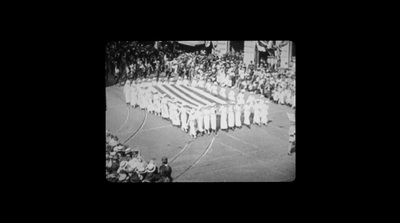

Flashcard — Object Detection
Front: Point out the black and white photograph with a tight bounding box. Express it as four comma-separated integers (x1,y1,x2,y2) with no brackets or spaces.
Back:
105,40,296,182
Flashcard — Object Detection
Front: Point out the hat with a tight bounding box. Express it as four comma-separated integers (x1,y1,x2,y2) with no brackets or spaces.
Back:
146,162,156,173
119,160,127,168
137,164,146,173
125,147,132,153
118,173,127,181
161,156,168,164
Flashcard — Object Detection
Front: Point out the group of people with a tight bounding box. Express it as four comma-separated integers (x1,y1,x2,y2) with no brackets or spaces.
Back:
106,130,173,183
123,75,271,139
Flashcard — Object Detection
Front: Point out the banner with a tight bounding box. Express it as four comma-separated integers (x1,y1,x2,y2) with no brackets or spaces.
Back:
256,42,266,52
280,41,290,68
212,41,218,48
177,41,205,46
243,41,256,66
214,41,228,57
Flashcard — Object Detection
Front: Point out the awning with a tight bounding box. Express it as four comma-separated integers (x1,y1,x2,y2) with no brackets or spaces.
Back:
177,41,205,46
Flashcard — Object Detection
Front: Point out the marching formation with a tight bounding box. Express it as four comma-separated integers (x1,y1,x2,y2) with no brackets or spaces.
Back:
123,76,270,139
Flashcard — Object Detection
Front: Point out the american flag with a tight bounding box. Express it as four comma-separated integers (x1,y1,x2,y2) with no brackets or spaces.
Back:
149,83,263,111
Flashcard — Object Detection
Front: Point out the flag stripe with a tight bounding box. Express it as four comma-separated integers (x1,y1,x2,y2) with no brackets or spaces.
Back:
161,85,202,108
180,85,217,104
195,86,229,103
169,84,208,106
173,84,212,105
153,85,196,109
163,84,204,108
157,85,198,108
181,85,227,105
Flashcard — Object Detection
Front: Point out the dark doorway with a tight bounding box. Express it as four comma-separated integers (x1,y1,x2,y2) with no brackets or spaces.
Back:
230,41,244,53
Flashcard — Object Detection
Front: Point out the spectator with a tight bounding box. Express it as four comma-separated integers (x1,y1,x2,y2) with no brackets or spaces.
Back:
143,159,159,182
158,157,173,182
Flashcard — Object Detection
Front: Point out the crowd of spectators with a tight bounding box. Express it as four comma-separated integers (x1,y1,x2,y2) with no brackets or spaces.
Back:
106,41,295,109
106,130,173,183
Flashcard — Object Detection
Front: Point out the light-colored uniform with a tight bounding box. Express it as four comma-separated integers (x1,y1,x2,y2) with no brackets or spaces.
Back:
228,105,235,128
161,97,169,119
237,92,245,105
210,107,217,131
260,101,269,125
219,87,227,99
195,109,204,132
146,91,153,112
228,90,236,103
188,111,197,137
234,104,242,127
253,102,261,124
246,94,255,105
153,93,161,114
180,106,188,131
243,104,251,125
205,82,212,92
130,83,138,107
211,84,218,95
219,106,228,130
203,108,210,131
123,81,131,103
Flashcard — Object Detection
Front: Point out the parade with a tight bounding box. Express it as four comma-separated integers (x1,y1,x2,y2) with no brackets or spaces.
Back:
106,41,296,182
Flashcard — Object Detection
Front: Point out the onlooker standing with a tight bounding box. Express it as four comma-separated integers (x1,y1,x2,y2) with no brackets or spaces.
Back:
158,157,173,182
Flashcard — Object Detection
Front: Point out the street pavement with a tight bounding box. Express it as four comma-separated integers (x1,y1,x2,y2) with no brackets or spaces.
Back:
106,73,296,182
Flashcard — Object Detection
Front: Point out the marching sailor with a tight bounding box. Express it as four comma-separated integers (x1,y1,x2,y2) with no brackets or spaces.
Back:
227,103,235,131
234,102,242,129
236,89,245,105
179,104,188,132
219,104,228,132
287,112,296,155
253,98,262,127
260,98,269,126
219,84,227,99
211,82,219,96
228,86,236,103
246,91,255,105
195,106,204,136
123,79,131,106
130,80,138,108
153,90,161,116
145,86,153,114
160,94,170,120
176,76,183,85
205,78,213,93
198,77,205,88
187,109,197,139
243,101,252,128
182,75,189,86
210,103,217,135
203,105,211,135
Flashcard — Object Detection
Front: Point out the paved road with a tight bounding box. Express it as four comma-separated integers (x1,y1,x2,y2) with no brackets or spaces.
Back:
106,74,296,182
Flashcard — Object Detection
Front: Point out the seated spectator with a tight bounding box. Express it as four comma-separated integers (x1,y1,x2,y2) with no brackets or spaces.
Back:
109,136,119,147
143,158,159,183
129,171,142,183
